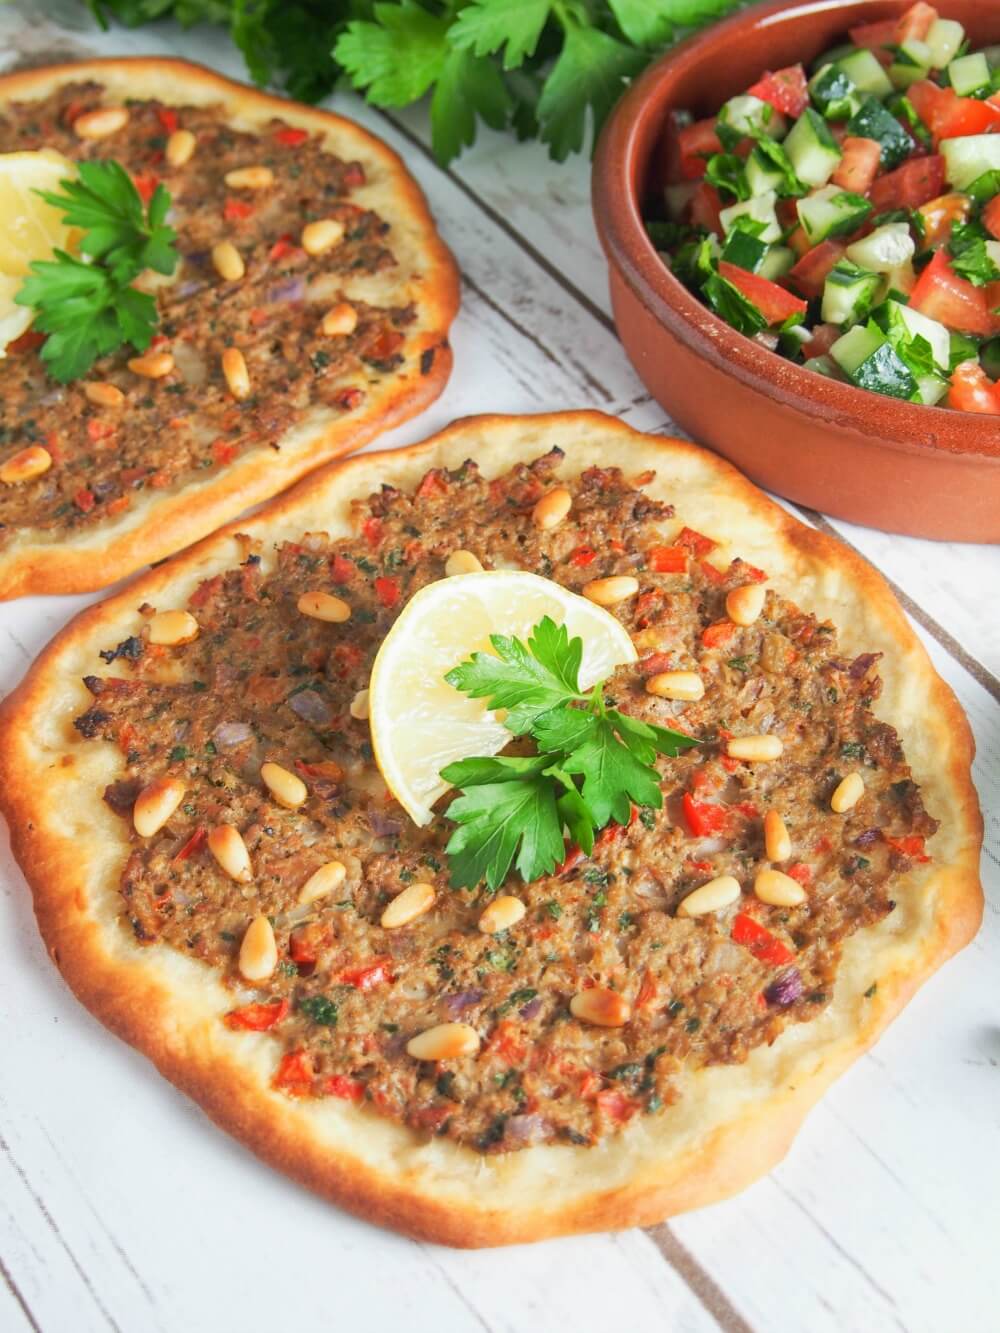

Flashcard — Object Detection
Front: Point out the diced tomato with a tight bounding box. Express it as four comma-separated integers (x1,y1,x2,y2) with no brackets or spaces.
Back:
340,957,394,991
910,251,997,335
732,913,794,966
335,387,365,410
374,576,401,608
595,1088,637,1123
648,544,687,573
682,791,727,837
883,834,931,862
155,106,179,133
982,195,1000,243
747,64,809,118
273,1050,313,1094
86,418,115,443
275,126,309,146
675,526,717,557
832,137,882,194
225,999,289,1031
211,439,237,465
917,192,973,247
801,322,841,359
869,155,945,213
330,554,355,583
848,18,897,51
718,262,808,325
362,516,383,547
223,197,254,222
74,488,96,513
947,361,1000,414
785,239,848,299
702,621,736,649
787,862,813,886
688,181,724,234
578,1071,603,1100
323,1074,365,1101
132,172,159,204
556,841,586,876
268,234,296,262
908,80,1000,146
569,545,596,566
416,468,448,498
895,1,938,42
677,117,722,179
172,826,207,864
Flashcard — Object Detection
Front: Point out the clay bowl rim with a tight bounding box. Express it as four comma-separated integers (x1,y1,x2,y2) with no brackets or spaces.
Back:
592,0,1000,466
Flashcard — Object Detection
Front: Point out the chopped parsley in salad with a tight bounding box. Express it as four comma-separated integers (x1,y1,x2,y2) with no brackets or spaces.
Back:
647,2,1000,414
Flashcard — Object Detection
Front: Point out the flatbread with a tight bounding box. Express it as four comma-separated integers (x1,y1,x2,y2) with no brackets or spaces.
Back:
0,412,982,1245
0,58,458,598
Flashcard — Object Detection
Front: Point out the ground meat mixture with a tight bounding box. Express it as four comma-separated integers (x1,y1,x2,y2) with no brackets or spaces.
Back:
74,452,937,1153
0,83,416,542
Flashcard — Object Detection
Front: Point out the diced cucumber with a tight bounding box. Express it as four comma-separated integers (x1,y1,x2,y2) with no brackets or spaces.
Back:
796,185,872,242
941,135,1000,190
784,108,842,186
836,48,893,98
987,240,1000,270
719,190,782,243
808,63,860,120
889,41,932,91
830,323,919,398
914,373,949,404
846,222,915,272
745,145,786,197
718,94,787,140
846,96,915,168
878,263,916,303
925,18,965,70
758,245,795,280
821,261,881,326
879,298,952,369
804,354,843,378
947,52,990,97
664,182,697,220
720,227,769,272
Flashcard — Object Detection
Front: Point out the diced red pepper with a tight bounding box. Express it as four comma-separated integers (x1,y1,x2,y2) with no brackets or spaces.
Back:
732,913,795,966
682,791,728,837
638,652,673,676
289,923,327,966
579,1071,603,1100
74,488,96,513
86,418,115,443
374,576,401,608
340,956,394,991
275,126,309,146
7,329,45,355
677,117,723,179
335,387,365,410
330,554,355,583
910,251,998,336
172,826,207,864
488,1021,526,1065
569,545,597,566
982,195,1000,243
155,107,179,134
868,155,945,213
342,161,366,189
225,999,289,1031
702,621,737,649
416,468,448,498
832,137,881,195
883,834,930,862
273,1049,313,1094
223,197,254,222
595,1089,637,1123
362,516,383,547
732,801,760,819
556,841,585,876
648,544,687,573
212,439,237,465
675,526,717,557
323,1073,365,1101
635,970,659,1009
746,64,809,118
132,172,159,204
948,361,1000,414
718,262,808,326
268,234,297,262
699,559,727,586
365,328,404,362
787,862,813,886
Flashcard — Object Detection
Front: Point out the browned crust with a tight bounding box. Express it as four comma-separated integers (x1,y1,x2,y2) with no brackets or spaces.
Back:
0,411,983,1246
0,57,459,600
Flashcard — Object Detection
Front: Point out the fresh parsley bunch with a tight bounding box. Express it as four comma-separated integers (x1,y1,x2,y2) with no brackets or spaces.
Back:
17,160,178,382
440,616,699,891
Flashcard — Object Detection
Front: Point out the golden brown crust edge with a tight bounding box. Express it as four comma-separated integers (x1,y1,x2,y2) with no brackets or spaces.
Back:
0,57,459,600
0,411,983,1247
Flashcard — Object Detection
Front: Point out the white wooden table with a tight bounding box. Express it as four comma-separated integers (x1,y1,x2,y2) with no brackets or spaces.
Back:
1,6,997,1331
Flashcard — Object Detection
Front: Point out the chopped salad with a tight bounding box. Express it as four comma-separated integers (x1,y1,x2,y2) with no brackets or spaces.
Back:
648,3,1000,414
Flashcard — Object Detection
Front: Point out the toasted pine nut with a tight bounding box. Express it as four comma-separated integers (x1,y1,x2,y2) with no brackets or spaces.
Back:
407,1022,480,1061
297,590,351,622
478,895,526,934
445,549,483,576
677,874,741,917
260,761,307,809
224,165,274,190
148,609,199,646
212,241,245,282
298,860,347,906
128,351,174,380
208,824,253,883
831,771,864,813
133,776,186,838
532,486,572,530
0,446,52,485
381,881,435,929
645,670,704,701
165,127,196,167
583,575,639,607
74,106,129,139
84,381,124,408
238,915,277,981
221,347,250,400
764,810,792,862
726,734,783,762
301,218,345,255
321,302,358,337
726,583,767,627
349,688,370,720
570,987,631,1028
754,868,806,907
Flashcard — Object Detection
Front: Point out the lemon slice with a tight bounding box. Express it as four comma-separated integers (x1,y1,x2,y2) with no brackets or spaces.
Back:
0,149,76,354
369,570,638,826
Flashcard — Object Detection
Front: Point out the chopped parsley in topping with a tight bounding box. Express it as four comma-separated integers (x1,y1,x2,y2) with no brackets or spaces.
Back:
864,982,878,998
299,995,339,1025
544,900,563,919
840,741,867,760
498,987,538,1015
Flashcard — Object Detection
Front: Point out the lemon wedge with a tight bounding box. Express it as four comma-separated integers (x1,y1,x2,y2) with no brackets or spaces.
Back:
0,149,76,354
368,570,637,826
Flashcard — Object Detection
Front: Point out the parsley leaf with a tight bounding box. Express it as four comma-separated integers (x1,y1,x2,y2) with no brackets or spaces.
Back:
449,0,551,69
336,2,448,106
431,47,512,164
536,25,645,161
949,222,1000,287
444,774,565,891
704,152,749,201
560,716,664,826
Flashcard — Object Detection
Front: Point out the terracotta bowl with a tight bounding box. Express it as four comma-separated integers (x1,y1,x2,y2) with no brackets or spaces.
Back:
593,0,1000,541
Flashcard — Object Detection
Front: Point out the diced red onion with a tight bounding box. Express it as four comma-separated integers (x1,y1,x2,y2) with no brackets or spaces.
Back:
267,276,306,304
765,967,804,1008
519,996,543,1020
288,690,333,725
212,720,255,749
854,827,882,848
443,989,484,1018
505,1114,553,1146
849,652,881,680
368,809,402,838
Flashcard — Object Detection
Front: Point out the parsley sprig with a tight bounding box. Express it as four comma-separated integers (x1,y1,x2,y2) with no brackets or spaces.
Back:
16,160,178,382
440,617,699,891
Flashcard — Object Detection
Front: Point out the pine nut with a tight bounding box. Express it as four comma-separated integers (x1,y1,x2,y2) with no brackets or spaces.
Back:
74,106,129,139
726,734,783,762
165,127,196,167
321,302,358,336
445,549,483,576
407,1022,480,1061
148,609,199,646
726,583,767,626
260,761,307,809
478,895,526,934
764,809,792,862
349,688,369,720
754,868,806,907
128,351,174,379
224,165,274,189
298,860,347,906
583,575,639,607
0,446,52,485
677,874,741,917
831,771,864,813
645,670,704,701
570,987,631,1028
532,486,572,530
238,914,277,981
381,881,435,929
212,241,245,282
208,824,253,883
84,381,124,408
301,218,345,255
297,590,351,622
133,776,186,837
221,347,251,400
